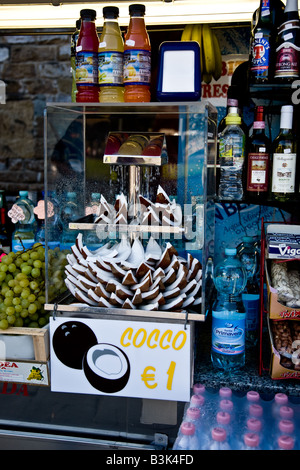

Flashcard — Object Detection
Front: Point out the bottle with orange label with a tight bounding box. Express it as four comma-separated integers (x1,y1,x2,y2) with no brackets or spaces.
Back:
124,4,151,102
76,9,99,103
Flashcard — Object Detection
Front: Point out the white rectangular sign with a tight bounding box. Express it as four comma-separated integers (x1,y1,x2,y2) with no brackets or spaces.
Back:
50,317,191,402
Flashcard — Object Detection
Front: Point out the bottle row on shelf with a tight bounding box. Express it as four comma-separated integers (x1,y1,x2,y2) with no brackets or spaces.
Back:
72,4,151,103
249,0,300,84
217,97,298,204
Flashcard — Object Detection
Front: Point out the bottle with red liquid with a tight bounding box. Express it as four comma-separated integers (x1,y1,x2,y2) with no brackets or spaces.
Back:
76,9,99,102
124,4,151,102
246,106,271,201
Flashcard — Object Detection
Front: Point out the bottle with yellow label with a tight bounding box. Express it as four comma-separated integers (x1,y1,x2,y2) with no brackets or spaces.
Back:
98,6,124,103
218,107,246,201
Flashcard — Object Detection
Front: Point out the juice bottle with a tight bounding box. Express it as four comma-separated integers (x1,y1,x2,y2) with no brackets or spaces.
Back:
76,9,99,103
99,6,124,103
71,18,81,102
124,4,151,102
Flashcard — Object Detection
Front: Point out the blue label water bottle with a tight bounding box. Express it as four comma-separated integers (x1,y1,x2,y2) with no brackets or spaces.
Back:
211,247,247,371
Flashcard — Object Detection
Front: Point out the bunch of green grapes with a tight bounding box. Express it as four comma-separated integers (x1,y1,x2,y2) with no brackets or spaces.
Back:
0,243,49,330
47,247,69,301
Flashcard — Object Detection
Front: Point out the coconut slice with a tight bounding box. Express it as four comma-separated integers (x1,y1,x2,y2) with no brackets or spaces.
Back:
65,278,77,297
66,273,78,287
106,279,120,293
115,284,133,300
74,288,99,306
87,288,102,304
164,257,180,273
160,295,185,311
131,272,152,292
187,257,202,281
132,288,143,305
122,298,136,309
156,185,170,205
163,287,181,300
181,279,197,295
95,257,113,272
139,194,153,209
136,261,154,279
192,297,202,306
98,297,112,308
156,245,171,270
90,264,114,284
70,263,86,276
165,265,187,290
162,268,176,285
75,232,84,254
182,296,195,308
151,276,165,292
148,292,165,306
71,244,84,262
65,265,79,278
141,302,159,311
107,237,132,263
153,267,165,279
110,262,127,279
84,269,99,284
77,274,97,290
141,285,160,301
123,238,145,268
66,253,76,265
94,282,110,301
109,292,124,306
122,270,138,286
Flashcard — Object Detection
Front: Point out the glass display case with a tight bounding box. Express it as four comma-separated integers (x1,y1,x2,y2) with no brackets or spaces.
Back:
0,101,217,450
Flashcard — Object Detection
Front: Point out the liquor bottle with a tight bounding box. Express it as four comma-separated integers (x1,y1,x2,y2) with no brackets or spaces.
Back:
246,106,271,200
270,105,297,202
274,0,300,82
249,0,277,83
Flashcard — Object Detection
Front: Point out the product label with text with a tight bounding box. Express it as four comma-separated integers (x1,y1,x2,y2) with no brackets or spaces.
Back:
124,49,151,85
271,152,296,193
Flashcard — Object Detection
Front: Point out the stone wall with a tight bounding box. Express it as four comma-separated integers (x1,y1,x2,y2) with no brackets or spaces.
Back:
0,33,72,197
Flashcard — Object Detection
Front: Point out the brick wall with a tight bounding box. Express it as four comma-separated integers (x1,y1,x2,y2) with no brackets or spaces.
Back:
0,33,72,197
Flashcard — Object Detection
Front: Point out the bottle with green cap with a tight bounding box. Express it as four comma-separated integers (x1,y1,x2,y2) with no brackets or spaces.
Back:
218,106,246,201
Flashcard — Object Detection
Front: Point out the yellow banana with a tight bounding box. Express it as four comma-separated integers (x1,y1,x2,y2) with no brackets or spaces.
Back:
181,24,193,41
202,24,215,77
202,72,213,84
212,31,222,81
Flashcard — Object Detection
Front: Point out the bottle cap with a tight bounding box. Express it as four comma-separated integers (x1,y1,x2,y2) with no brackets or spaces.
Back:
193,383,205,394
80,9,97,20
76,19,81,29
129,4,146,16
190,393,205,407
225,247,237,256
212,427,227,442
219,386,232,398
247,417,262,432
247,390,260,402
180,421,195,436
186,407,201,420
249,404,263,418
243,236,254,244
217,411,231,425
219,399,233,412
19,190,28,197
275,393,289,405
279,405,294,420
244,432,259,448
103,6,119,18
278,435,295,450
279,419,295,434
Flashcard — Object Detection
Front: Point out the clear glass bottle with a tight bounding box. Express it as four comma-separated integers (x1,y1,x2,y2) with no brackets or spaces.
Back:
98,6,124,103
60,192,80,249
218,107,246,200
270,105,297,202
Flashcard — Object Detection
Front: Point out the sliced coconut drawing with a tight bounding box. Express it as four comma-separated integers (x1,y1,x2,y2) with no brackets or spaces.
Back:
83,343,130,393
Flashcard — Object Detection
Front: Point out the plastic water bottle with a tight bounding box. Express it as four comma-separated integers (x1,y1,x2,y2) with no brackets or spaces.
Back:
237,236,260,345
277,435,295,450
216,411,236,446
218,107,245,200
240,432,261,450
172,422,199,450
205,427,231,450
211,247,247,370
11,190,36,252
272,393,289,419
60,192,80,249
185,407,203,445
